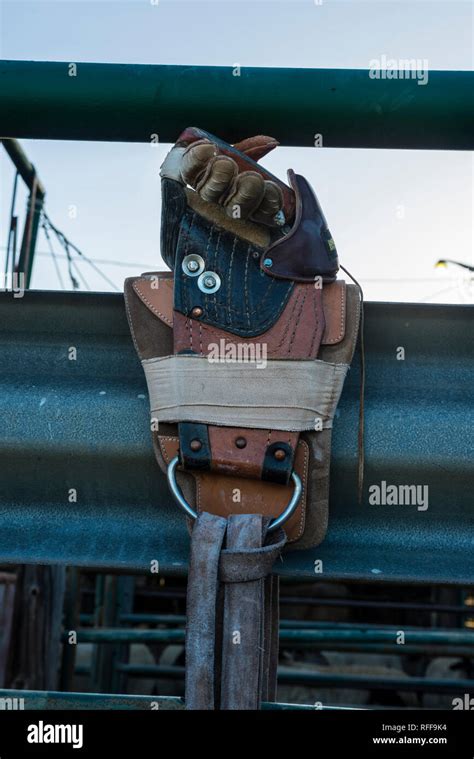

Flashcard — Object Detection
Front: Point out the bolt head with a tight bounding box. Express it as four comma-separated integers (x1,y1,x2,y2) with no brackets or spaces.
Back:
182,254,205,277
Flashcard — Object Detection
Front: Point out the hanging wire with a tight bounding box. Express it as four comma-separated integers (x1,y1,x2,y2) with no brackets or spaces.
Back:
420,284,463,303
41,217,65,289
62,238,80,290
69,254,91,291
340,264,365,505
42,212,120,292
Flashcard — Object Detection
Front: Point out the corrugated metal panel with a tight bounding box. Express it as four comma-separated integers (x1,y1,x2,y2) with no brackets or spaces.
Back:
0,291,472,583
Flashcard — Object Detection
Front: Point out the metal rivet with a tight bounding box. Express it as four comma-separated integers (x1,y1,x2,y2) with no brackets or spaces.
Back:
191,307,203,318
198,270,221,294
252,251,259,259
274,448,286,461
182,254,205,277
190,439,202,452
263,258,273,268
235,436,247,449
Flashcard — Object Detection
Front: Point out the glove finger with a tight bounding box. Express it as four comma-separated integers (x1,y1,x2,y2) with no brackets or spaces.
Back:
181,140,218,187
224,171,265,220
232,135,279,161
251,180,284,225
197,155,238,203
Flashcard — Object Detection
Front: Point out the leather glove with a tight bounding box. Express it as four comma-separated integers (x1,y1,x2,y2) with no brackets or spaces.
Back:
160,126,338,284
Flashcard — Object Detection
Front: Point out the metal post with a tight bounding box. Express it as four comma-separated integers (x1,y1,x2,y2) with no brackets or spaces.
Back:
0,61,473,149
1,139,46,287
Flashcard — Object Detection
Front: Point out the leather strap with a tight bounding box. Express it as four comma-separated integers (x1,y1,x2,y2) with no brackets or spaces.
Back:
185,512,227,710
185,511,286,710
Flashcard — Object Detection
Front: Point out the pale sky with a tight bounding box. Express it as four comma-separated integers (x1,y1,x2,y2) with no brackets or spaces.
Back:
0,0,472,303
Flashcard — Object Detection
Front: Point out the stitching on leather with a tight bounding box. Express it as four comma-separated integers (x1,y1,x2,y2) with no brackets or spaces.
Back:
182,210,196,257
287,289,308,356
324,282,346,344
348,286,361,358
196,475,202,514
289,439,309,543
244,245,251,328
188,286,300,355
133,280,173,326
211,229,221,322
188,317,193,350
158,436,176,464
309,289,323,357
226,234,237,326
177,207,292,332
181,211,196,315
273,288,300,353
124,284,141,355
204,221,214,262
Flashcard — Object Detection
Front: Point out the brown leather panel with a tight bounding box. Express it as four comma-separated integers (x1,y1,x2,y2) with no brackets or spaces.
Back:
322,280,346,344
172,286,323,486
173,284,325,358
124,277,173,360
208,427,299,480
133,275,346,347
132,276,174,328
158,435,308,543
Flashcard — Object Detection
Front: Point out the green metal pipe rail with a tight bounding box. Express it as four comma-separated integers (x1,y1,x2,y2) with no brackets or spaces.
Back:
66,627,474,647
1,61,473,149
0,689,348,710
112,663,472,695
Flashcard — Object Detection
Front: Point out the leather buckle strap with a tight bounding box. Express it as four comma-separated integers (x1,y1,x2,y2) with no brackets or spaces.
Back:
166,455,302,532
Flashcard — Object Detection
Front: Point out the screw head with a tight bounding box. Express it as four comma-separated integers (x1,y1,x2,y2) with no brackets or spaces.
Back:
197,271,221,294
182,254,205,277
204,275,216,288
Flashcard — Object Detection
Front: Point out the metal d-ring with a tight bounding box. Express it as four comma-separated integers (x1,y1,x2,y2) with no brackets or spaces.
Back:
166,455,302,532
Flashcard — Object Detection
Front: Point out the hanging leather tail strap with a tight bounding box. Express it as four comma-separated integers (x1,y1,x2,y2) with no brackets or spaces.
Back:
185,512,286,710
185,511,227,710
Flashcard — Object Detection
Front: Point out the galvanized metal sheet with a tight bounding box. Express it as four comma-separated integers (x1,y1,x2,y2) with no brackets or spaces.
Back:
0,292,472,584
